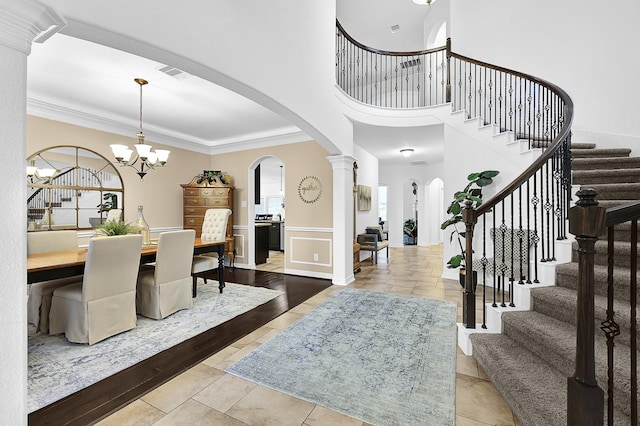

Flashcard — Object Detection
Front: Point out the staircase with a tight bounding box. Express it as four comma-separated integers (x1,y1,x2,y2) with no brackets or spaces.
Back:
470,142,640,425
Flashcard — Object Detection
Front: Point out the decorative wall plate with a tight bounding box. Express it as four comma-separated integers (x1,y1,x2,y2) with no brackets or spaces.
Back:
298,175,322,204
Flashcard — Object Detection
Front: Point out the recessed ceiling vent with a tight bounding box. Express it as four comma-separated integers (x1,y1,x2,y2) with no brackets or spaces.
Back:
157,65,189,79
401,58,422,69
410,160,427,166
390,24,400,33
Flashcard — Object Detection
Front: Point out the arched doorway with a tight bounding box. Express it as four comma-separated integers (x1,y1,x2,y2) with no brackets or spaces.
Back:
248,156,285,272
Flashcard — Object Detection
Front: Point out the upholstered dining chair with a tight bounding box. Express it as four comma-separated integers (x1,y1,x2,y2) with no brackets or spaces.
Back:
105,209,123,223
191,208,231,297
27,230,79,336
49,234,143,345
136,229,195,319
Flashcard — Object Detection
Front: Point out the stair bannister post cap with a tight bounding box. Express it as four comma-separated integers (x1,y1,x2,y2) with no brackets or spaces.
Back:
569,188,606,238
574,188,599,207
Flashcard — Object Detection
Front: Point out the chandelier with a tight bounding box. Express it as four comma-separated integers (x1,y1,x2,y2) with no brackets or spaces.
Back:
26,162,56,183
412,0,436,5
110,78,170,180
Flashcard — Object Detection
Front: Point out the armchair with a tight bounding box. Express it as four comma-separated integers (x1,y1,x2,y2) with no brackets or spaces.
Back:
137,230,195,319
27,230,79,335
49,234,143,344
191,208,232,297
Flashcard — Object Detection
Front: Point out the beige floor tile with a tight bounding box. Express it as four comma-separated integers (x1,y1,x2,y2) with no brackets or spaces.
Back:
227,385,315,426
194,373,257,413
142,364,225,413
254,327,280,344
304,405,364,426
201,345,242,368
95,399,165,426
232,327,272,348
263,311,303,330
455,414,493,425
214,342,260,370
455,374,515,425
153,399,246,426
456,353,480,378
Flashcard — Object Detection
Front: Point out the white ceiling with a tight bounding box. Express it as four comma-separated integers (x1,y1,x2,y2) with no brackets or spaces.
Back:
26,2,436,169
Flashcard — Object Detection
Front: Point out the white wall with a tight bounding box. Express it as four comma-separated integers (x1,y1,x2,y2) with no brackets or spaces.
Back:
354,144,379,239
449,0,640,151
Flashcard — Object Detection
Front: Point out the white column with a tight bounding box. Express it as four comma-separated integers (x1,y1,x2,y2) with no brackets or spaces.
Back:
0,1,64,422
326,155,356,286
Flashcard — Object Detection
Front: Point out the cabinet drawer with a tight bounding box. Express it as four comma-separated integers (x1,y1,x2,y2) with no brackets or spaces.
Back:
184,197,205,206
183,206,208,217
184,217,204,228
205,198,231,207
183,188,200,196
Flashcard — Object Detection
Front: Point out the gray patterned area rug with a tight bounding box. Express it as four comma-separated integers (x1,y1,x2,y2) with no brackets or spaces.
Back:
227,288,457,426
28,282,282,413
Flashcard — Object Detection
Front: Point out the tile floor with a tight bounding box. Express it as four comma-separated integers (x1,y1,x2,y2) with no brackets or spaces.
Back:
98,245,521,425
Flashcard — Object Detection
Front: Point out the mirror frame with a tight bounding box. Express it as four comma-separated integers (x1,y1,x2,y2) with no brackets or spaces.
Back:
27,145,125,231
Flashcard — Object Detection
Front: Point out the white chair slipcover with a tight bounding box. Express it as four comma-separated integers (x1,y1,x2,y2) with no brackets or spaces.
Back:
105,209,123,223
27,230,79,336
191,208,231,297
136,230,195,319
49,234,143,345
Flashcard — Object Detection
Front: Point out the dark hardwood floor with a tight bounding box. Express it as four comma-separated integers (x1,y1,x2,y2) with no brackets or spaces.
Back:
28,269,332,426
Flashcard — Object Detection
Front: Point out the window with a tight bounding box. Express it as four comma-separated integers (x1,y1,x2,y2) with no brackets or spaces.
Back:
378,185,388,222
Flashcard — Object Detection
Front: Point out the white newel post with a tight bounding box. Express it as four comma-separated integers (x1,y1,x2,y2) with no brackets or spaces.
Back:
0,1,64,422
326,155,356,286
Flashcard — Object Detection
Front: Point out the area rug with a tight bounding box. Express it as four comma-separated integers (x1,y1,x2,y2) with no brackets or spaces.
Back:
226,288,457,426
28,282,283,413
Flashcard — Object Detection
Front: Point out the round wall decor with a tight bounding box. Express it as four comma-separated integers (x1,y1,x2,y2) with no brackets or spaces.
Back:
297,175,322,204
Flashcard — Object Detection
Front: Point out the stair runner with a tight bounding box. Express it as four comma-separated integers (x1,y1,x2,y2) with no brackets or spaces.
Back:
470,142,640,425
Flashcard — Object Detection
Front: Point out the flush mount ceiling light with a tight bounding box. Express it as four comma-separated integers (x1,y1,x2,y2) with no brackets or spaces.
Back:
400,148,415,157
412,0,436,5
110,78,170,180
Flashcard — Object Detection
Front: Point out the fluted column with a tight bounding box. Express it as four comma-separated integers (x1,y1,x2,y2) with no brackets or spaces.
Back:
0,1,64,423
326,155,356,286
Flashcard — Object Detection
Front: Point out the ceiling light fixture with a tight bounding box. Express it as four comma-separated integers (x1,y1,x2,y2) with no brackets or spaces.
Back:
26,161,57,183
412,0,436,5
400,148,415,157
110,78,170,180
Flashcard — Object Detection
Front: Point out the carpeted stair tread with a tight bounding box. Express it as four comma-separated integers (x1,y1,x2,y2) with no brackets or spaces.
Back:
571,143,597,149
571,239,640,269
501,310,638,420
571,157,640,171
585,182,640,200
571,148,632,158
572,168,640,185
531,286,636,344
555,262,637,303
470,333,567,426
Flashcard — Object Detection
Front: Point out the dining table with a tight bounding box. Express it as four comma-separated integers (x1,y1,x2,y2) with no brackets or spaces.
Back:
27,237,227,292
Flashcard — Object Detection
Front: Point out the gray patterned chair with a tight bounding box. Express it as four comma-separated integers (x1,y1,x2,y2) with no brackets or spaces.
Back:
472,228,536,284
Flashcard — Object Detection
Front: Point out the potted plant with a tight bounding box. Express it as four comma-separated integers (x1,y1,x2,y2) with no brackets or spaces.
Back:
95,220,136,237
440,170,499,288
403,218,417,245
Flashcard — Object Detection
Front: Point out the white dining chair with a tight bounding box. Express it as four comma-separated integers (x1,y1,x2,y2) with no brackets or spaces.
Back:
27,230,79,336
105,209,122,223
136,230,195,319
191,208,231,297
49,234,143,345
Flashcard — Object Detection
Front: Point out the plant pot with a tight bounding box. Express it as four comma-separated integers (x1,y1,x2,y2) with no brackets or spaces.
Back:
459,269,478,292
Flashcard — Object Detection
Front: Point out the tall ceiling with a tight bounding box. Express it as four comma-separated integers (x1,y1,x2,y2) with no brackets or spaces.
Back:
26,2,435,166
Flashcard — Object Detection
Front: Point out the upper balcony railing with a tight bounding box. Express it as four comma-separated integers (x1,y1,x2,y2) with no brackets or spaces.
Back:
336,20,448,109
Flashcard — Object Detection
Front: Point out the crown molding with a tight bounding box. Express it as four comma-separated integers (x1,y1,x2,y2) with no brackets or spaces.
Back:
0,0,65,54
27,97,309,155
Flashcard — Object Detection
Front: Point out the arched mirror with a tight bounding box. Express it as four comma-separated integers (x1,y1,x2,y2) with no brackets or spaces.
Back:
27,146,124,231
